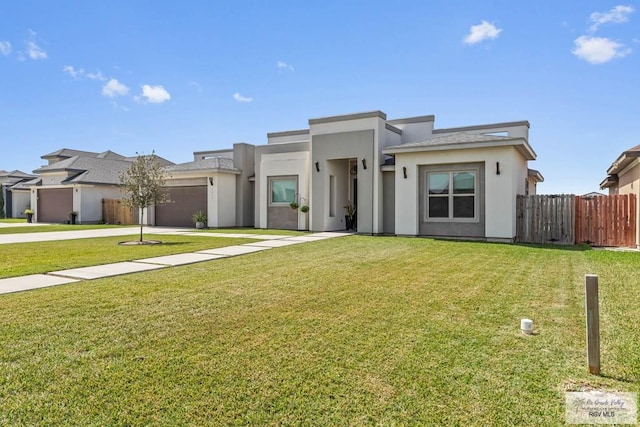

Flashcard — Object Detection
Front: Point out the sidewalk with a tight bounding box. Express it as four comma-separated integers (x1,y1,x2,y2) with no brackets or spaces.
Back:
0,225,193,245
0,229,350,295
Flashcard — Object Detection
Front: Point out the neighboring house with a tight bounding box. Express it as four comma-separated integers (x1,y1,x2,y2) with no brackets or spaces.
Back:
254,110,542,241
30,148,173,224
154,143,254,228
600,144,640,247
0,170,38,218
582,191,605,198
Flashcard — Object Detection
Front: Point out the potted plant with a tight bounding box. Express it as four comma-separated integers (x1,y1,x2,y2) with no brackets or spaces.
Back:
344,200,356,230
24,208,34,223
69,211,78,225
290,201,299,209
300,205,309,213
192,211,207,229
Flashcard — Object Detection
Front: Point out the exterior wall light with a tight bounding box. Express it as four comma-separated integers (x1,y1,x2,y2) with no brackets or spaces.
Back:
315,162,320,172
361,158,367,170
496,162,501,175
208,177,214,186
403,166,407,179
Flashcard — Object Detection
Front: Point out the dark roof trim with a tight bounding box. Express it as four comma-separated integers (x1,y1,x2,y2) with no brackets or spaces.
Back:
606,145,640,175
599,175,618,189
528,169,544,182
433,120,530,134
388,115,435,125
267,129,310,138
385,123,402,135
309,110,386,125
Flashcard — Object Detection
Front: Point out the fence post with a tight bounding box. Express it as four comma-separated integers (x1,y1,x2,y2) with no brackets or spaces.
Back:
585,274,600,375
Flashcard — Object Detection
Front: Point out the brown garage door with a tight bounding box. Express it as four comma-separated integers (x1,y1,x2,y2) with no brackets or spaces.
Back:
38,188,73,223
155,186,207,227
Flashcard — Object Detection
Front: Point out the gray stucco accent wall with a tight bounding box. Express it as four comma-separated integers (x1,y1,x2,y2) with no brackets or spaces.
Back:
311,130,375,233
254,141,310,228
418,162,486,238
232,143,255,227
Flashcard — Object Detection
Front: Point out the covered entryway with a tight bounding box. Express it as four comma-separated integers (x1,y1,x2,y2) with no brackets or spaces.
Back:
155,186,207,227
37,188,73,223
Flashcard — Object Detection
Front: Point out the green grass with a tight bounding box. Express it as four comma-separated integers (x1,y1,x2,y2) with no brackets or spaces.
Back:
0,218,27,223
0,224,130,234
0,234,258,279
0,237,638,426
199,227,309,236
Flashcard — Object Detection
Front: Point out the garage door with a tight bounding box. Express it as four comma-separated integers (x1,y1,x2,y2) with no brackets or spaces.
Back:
155,186,207,227
38,188,73,223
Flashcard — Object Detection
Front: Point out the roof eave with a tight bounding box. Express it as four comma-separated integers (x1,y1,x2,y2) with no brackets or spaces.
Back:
383,138,536,160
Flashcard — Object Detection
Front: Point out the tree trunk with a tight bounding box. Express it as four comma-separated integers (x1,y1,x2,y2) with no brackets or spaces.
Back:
139,207,144,242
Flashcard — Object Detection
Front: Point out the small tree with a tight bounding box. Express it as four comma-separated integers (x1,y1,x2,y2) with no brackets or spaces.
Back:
118,151,169,242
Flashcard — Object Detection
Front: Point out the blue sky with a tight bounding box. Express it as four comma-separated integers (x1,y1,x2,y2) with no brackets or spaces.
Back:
1,1,638,194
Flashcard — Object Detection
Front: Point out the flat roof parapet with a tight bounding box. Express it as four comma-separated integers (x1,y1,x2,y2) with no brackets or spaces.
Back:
309,110,387,125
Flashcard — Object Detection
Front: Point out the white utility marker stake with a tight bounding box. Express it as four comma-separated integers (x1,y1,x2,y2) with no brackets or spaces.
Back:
585,274,600,375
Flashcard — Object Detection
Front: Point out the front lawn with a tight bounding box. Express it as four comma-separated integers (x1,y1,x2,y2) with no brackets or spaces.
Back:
0,234,258,279
0,237,638,425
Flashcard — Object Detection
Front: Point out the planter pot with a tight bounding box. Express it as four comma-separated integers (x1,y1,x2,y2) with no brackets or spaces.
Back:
345,215,353,231
70,214,77,225
26,213,33,223
195,221,205,229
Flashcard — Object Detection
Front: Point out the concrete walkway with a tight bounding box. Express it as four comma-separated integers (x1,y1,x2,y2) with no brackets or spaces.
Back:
0,227,350,295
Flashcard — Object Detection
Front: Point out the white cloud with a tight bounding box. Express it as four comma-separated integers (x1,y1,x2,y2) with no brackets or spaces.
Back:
102,78,129,97
277,60,295,71
86,71,106,81
26,41,47,60
589,5,635,32
137,84,171,104
63,65,84,78
464,20,502,45
233,92,253,102
572,35,631,64
0,41,11,56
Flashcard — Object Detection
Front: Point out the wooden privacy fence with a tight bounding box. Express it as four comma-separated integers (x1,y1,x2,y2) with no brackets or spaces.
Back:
516,195,575,244
516,194,636,247
575,194,636,247
102,199,135,225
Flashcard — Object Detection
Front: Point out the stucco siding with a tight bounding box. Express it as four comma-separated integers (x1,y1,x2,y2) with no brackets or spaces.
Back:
311,130,375,233
615,163,640,247
257,151,310,230
395,146,527,239
78,185,125,223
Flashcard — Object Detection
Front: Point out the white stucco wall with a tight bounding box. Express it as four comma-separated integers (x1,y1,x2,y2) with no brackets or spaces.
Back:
258,151,310,229
208,173,237,227
394,146,528,239
10,190,31,218
77,185,124,223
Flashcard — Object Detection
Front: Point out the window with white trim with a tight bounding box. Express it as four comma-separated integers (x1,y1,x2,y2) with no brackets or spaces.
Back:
269,177,297,205
426,171,477,221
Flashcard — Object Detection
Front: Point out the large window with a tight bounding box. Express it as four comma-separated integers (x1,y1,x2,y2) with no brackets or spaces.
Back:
269,177,297,205
427,170,477,221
